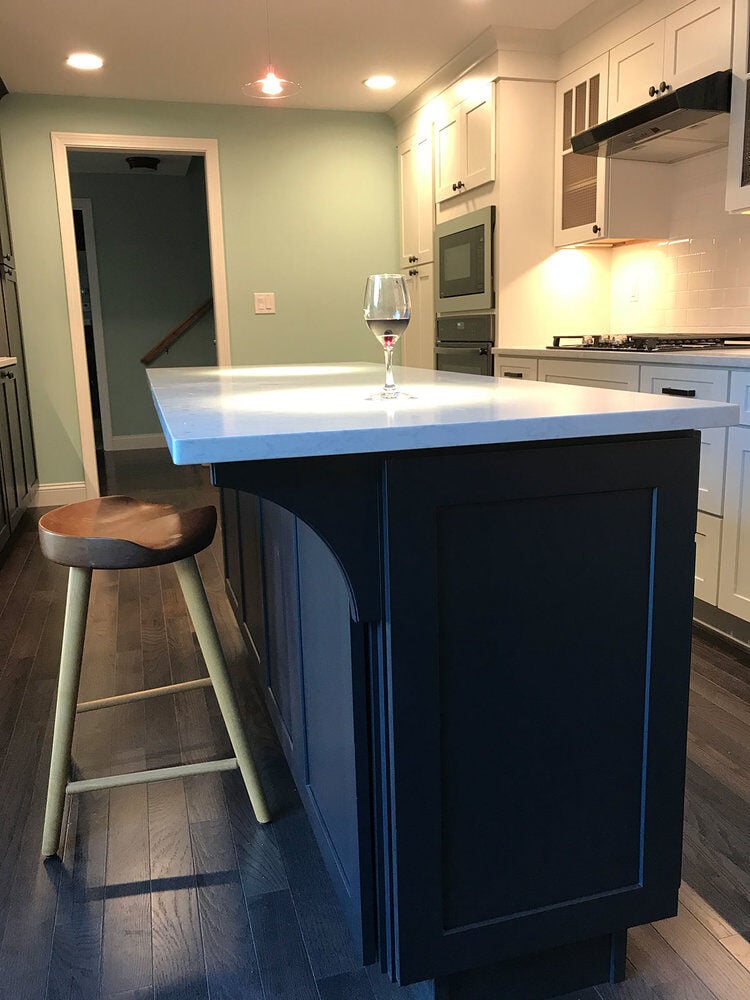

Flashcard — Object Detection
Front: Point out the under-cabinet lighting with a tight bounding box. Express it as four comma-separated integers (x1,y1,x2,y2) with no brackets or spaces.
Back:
66,52,104,70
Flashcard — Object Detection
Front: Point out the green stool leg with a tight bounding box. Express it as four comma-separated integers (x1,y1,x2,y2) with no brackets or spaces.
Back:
42,566,92,857
174,556,271,824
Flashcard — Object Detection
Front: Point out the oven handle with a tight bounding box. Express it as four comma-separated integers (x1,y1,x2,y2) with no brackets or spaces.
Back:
434,345,491,356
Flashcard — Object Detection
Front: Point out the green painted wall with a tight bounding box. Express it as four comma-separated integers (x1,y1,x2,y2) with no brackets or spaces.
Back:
71,160,216,438
0,94,398,484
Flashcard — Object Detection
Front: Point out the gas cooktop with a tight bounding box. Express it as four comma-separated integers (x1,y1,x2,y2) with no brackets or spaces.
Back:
548,334,750,352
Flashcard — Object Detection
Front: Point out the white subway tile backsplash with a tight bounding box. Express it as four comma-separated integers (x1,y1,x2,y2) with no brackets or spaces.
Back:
610,149,750,334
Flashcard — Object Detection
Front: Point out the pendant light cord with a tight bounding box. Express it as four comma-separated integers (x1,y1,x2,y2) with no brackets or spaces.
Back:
265,0,272,69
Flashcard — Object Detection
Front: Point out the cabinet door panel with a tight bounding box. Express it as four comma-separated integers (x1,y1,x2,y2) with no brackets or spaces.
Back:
729,369,750,425
639,365,728,515
555,54,609,246
383,434,698,984
463,90,494,191
538,359,639,391
718,426,750,621
609,22,665,118
665,0,730,92
434,111,461,203
260,499,304,773
398,138,418,270
401,264,434,371
695,510,721,605
238,490,266,674
494,356,538,381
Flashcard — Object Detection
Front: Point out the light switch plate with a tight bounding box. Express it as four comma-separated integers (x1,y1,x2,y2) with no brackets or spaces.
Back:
254,292,276,314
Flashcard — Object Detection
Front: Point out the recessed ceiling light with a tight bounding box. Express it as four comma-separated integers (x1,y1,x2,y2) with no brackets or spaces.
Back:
364,75,395,90
66,53,104,71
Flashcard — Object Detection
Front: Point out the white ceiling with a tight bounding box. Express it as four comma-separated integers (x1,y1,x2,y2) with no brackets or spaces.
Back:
0,0,632,114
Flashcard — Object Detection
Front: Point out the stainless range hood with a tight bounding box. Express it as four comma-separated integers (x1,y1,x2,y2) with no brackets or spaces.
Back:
571,70,732,163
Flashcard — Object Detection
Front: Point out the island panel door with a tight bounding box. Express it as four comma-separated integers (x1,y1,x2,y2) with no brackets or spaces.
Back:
382,434,699,985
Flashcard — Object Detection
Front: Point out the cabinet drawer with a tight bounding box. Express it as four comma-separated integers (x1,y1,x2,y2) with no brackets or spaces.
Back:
640,364,729,515
695,510,721,606
494,357,538,381
718,426,750,622
537,359,639,390
729,369,750,425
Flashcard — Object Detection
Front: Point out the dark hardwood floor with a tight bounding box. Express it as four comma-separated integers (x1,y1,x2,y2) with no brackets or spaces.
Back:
0,448,748,1000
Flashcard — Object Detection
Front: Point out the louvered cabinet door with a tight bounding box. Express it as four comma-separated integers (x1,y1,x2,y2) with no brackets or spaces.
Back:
554,53,609,247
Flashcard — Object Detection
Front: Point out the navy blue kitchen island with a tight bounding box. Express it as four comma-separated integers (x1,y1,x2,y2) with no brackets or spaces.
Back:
149,362,739,999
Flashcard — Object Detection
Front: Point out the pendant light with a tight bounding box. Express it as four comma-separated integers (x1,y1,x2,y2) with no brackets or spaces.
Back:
242,0,300,100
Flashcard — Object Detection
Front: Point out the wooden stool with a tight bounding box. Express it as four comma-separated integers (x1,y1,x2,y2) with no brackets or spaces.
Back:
38,495,270,858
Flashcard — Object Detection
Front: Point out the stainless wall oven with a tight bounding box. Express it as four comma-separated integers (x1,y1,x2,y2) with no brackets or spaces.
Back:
435,315,494,377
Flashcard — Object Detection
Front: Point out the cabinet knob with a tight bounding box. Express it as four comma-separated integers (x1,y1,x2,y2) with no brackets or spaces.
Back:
456,180,465,189
408,268,419,276
592,224,601,235
648,85,658,97
452,182,458,191
659,80,670,93
408,255,417,263
0,369,16,380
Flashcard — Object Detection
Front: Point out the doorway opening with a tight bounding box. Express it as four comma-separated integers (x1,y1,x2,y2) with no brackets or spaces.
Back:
52,134,232,499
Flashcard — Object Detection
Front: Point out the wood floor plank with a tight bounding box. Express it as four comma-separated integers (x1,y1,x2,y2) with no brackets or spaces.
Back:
679,882,738,941
190,817,264,1000
247,888,319,1000
654,902,750,1000
317,967,377,1000
221,769,287,902
149,779,207,1000
681,834,750,939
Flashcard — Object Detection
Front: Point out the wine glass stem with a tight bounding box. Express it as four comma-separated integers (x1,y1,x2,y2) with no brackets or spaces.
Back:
384,346,396,393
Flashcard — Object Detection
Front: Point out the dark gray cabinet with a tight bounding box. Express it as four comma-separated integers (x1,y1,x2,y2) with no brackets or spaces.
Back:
0,138,37,554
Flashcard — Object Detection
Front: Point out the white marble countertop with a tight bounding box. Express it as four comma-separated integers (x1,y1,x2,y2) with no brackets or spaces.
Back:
0,357,16,368
147,362,739,465
493,346,750,368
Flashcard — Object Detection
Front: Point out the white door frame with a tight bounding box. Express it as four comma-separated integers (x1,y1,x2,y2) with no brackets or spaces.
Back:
51,132,232,498
72,198,114,451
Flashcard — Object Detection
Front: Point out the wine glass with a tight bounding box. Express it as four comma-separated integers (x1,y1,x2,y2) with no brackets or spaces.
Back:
363,273,412,400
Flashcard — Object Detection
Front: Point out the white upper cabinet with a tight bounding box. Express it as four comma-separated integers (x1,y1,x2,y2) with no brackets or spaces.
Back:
398,133,434,268
554,53,671,246
608,0,730,118
609,22,665,118
726,0,750,211
434,84,495,204
555,54,609,246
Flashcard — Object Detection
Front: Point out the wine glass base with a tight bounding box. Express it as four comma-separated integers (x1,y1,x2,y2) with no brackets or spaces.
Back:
366,388,417,401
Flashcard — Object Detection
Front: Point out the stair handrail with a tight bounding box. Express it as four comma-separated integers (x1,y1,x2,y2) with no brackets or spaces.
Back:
140,298,214,365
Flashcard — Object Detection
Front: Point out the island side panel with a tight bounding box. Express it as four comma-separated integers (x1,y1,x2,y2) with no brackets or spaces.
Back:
219,488,376,964
382,432,700,987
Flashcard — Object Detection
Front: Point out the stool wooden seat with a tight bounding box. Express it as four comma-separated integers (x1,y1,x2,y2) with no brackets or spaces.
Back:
38,496,270,859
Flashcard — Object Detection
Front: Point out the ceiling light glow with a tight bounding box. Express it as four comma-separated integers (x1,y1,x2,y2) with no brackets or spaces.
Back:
66,52,104,70
364,75,395,90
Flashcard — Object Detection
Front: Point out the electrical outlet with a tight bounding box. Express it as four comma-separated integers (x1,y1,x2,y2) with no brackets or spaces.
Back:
254,292,276,314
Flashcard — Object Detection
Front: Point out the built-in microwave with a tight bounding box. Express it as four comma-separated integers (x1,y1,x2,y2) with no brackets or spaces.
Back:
434,206,495,314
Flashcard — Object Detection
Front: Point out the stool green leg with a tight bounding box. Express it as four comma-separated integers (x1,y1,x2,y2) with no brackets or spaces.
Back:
42,566,92,857
174,556,271,824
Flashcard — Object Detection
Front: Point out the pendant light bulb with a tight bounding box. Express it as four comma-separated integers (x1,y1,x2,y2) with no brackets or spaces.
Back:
261,70,283,96
241,0,301,100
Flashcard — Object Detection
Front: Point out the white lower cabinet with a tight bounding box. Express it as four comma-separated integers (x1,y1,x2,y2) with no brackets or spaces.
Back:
537,359,639,390
695,511,722,606
639,365,729,516
718,426,750,622
494,356,538,381
401,264,435,370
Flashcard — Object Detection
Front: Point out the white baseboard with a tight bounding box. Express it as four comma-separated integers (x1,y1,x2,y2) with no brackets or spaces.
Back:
109,433,167,451
31,481,88,507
